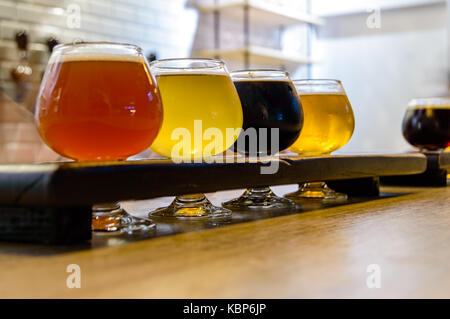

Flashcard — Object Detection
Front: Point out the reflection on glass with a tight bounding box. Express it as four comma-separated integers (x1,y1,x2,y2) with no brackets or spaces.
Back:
35,42,163,233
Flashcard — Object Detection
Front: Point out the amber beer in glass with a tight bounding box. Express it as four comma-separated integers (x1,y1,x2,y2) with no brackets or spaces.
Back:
289,92,354,155
286,79,355,201
35,42,163,233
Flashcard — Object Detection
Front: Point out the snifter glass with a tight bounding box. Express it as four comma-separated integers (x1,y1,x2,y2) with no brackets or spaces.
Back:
285,79,355,202
148,58,243,218
222,70,303,211
402,97,450,151
35,42,163,233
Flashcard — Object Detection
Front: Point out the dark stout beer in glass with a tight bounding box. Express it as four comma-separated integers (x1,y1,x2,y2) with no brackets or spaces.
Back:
402,98,450,151
232,78,303,155
222,70,303,211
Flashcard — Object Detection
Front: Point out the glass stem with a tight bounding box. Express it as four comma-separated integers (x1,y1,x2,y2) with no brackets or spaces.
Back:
299,182,327,189
92,202,122,215
176,194,206,203
92,201,125,232
247,186,271,194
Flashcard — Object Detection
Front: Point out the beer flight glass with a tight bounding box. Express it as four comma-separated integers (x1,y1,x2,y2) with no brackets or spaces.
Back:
148,58,243,218
285,79,355,201
402,97,450,151
35,42,163,232
222,70,303,210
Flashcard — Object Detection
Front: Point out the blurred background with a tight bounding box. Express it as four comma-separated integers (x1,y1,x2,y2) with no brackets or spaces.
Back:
0,0,448,162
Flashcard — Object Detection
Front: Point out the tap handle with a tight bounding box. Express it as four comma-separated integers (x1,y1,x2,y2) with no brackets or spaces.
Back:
46,37,59,53
15,30,29,51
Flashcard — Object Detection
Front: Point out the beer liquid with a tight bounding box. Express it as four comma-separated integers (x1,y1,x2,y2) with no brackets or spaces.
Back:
289,93,355,155
36,55,163,161
402,106,450,151
232,80,303,155
150,73,243,160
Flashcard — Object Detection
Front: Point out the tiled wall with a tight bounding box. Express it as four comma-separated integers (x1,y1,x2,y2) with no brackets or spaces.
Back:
0,0,198,99
0,0,311,163
0,0,200,162
0,0,312,101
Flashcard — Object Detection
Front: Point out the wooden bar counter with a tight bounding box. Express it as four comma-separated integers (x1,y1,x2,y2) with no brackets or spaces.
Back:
0,183,449,298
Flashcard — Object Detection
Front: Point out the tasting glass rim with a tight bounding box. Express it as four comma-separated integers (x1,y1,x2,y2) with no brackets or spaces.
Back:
149,58,225,70
408,97,450,108
292,79,346,94
292,79,342,84
53,41,143,53
231,69,290,81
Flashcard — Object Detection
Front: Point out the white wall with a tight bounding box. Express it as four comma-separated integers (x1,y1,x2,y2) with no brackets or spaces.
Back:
310,1,449,153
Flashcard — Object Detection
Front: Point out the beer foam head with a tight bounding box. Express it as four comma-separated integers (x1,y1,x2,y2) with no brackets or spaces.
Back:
50,53,146,64
231,70,290,82
232,78,293,83
152,69,229,76
408,97,450,109
292,79,346,95
150,58,228,76
299,91,347,96
49,42,146,64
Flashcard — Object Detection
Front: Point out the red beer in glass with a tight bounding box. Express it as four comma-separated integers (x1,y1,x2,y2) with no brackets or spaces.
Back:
36,43,163,161
35,42,163,233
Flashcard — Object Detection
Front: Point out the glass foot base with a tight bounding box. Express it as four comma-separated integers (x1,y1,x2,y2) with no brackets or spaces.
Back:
92,202,156,234
149,194,231,219
284,182,348,202
222,187,295,211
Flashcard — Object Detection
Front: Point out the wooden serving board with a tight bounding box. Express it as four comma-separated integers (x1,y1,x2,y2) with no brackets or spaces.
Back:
0,153,427,244
427,151,450,170
381,152,449,187
0,154,426,206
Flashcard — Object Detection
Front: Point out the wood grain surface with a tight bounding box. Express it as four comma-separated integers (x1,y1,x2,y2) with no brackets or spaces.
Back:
0,184,449,298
